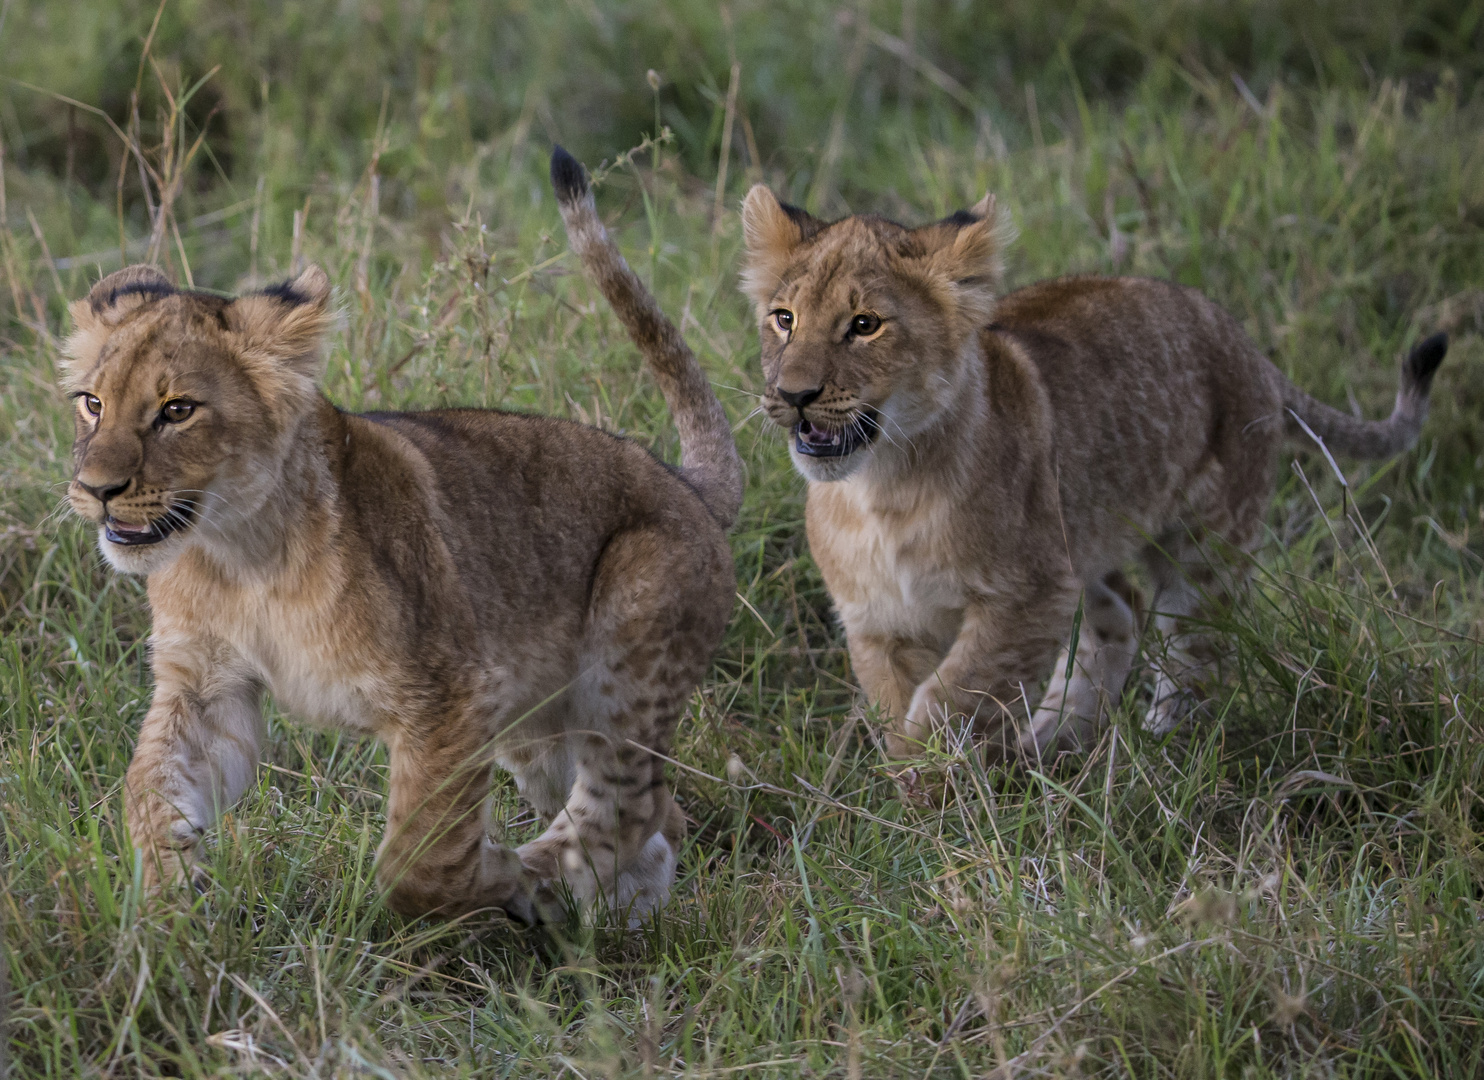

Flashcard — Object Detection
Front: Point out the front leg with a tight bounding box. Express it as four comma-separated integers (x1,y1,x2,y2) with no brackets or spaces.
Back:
125,643,263,891
846,631,941,724
377,723,532,922
901,587,1077,759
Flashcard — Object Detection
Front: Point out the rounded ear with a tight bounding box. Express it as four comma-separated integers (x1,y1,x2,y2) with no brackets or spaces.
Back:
945,194,1007,284
224,266,335,380
968,192,996,222
739,186,822,309
741,186,803,257
904,194,1013,326
63,265,177,386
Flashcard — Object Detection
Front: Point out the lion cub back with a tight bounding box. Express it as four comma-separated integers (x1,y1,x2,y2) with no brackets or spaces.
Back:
984,276,1286,565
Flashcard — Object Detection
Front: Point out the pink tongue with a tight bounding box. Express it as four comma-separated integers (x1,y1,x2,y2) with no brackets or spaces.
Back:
111,519,151,533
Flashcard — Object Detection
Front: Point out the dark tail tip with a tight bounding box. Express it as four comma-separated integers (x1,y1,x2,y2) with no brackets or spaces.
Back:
1405,331,1449,392
550,145,589,205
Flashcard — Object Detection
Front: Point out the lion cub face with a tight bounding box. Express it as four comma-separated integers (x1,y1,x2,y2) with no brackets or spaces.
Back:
62,265,332,574
740,187,1008,481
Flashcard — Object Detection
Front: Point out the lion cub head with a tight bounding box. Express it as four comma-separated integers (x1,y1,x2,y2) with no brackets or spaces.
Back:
62,264,333,574
740,187,1010,481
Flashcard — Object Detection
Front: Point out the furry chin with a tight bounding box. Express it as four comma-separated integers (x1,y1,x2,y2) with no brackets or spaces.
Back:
100,530,186,575
790,443,871,482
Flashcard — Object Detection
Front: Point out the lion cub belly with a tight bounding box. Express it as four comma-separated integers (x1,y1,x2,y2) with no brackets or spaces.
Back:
808,481,967,651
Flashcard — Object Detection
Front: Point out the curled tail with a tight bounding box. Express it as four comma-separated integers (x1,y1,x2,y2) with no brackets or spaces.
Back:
549,146,744,528
1281,332,1449,459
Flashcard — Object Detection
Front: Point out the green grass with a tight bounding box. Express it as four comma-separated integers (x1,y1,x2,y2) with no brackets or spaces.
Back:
4,4,1484,1076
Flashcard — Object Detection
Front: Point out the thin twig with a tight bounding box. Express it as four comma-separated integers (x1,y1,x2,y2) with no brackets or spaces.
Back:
25,207,63,297
808,2,871,212
712,61,741,234
836,6,978,116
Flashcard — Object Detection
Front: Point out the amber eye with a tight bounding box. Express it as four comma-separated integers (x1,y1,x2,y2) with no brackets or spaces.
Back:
772,309,794,334
161,399,195,424
849,313,882,338
80,394,102,417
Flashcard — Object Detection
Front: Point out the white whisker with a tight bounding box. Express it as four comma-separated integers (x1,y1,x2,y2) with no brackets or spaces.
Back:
874,410,918,456
40,496,81,531
734,404,769,429
170,487,232,504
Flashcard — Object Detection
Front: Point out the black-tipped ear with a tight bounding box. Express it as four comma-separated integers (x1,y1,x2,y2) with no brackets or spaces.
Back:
550,145,590,204
63,265,177,385
899,193,1011,329
224,265,334,380
1405,331,1448,390
258,270,329,307
78,264,175,323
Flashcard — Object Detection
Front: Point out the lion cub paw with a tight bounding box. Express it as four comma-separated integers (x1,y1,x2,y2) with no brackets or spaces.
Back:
1142,687,1201,736
515,831,680,929
133,825,207,899
612,831,679,928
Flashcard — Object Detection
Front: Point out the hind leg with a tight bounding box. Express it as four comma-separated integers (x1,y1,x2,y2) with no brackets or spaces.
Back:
1020,571,1141,755
1140,536,1250,735
502,697,688,924
516,729,681,923
514,522,730,924
1139,436,1273,737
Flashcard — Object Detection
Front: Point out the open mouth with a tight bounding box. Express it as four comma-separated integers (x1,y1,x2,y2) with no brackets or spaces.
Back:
793,408,880,458
104,502,196,546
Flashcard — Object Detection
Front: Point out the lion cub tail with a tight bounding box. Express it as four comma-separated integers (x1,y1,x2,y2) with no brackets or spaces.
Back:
549,145,744,529
1280,332,1448,460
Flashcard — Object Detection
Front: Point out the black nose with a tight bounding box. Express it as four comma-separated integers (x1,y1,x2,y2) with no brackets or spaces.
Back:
778,386,823,411
76,479,129,505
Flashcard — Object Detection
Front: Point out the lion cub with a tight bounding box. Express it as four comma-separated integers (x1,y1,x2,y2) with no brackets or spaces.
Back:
63,148,740,923
740,185,1446,757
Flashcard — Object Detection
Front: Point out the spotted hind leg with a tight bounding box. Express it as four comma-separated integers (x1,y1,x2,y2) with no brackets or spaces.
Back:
1140,529,1255,736
515,729,683,924
514,521,730,925
1019,571,1140,756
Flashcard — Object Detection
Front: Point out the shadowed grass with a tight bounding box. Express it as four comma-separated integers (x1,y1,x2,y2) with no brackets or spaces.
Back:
3,11,1484,1077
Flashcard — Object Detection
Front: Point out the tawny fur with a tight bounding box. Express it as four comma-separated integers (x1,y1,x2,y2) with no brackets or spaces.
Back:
62,149,741,925
740,185,1447,757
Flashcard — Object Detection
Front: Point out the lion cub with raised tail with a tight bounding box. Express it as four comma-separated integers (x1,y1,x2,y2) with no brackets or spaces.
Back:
63,147,740,924
740,185,1447,757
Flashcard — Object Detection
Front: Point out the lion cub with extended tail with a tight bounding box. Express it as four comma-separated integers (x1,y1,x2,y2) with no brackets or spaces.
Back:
741,186,1446,757
64,148,739,923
